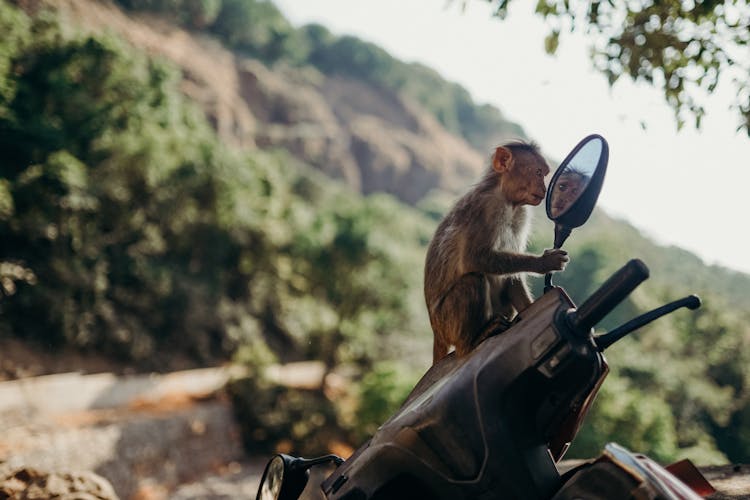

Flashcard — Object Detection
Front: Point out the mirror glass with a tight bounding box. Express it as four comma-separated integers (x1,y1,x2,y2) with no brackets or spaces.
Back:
548,137,603,219
258,456,285,500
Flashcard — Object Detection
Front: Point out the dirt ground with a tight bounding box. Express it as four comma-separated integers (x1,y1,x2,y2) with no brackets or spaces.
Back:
702,464,750,499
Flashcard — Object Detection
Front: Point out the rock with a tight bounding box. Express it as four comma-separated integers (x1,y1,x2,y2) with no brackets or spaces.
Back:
320,76,484,201
0,369,246,499
0,467,118,500
238,61,363,190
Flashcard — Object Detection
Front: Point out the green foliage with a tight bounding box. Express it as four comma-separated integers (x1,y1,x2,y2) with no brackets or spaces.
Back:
9,0,750,465
0,3,430,373
530,208,750,463
117,0,221,29
306,31,525,150
0,2,29,108
229,360,419,455
111,0,526,151
228,374,346,456
354,361,420,442
183,0,222,28
210,0,301,62
286,194,429,367
115,0,301,56
483,0,750,134
0,9,225,358
568,374,679,463
225,154,433,369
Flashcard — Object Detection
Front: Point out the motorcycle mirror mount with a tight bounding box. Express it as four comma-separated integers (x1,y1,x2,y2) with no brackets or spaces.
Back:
256,453,343,500
545,134,609,291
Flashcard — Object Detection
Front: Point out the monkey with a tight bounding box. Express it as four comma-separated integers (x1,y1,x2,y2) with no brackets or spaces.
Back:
424,141,569,364
549,167,590,218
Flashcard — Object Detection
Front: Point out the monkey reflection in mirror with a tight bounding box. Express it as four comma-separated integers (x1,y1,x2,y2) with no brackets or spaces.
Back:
425,141,569,364
549,167,590,218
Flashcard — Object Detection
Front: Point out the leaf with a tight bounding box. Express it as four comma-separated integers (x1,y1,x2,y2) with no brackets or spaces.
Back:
544,30,560,54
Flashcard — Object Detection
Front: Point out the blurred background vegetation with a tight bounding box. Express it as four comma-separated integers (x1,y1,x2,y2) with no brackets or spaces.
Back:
2,0,750,467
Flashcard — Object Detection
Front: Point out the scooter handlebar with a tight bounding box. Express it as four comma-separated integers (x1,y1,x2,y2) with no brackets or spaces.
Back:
570,259,650,335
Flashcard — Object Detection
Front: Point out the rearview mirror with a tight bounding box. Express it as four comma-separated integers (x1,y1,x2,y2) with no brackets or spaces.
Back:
257,455,294,500
544,134,609,290
546,134,608,239
256,454,344,500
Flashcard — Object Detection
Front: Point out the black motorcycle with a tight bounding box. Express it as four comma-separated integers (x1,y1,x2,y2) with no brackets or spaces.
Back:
256,135,714,500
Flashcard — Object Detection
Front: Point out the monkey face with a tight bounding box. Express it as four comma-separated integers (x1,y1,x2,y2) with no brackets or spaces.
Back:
549,172,586,217
502,153,550,206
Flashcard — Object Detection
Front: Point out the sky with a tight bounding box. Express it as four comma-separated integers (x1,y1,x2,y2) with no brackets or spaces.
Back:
273,0,750,275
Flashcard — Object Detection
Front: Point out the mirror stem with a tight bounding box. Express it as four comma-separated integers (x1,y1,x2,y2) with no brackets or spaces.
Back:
544,273,554,292
554,225,572,249
545,224,572,292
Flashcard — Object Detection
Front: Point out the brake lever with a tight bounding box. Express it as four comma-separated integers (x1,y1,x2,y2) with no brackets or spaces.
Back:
594,295,701,351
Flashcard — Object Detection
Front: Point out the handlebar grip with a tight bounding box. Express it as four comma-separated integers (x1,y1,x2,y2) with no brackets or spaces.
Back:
571,259,650,333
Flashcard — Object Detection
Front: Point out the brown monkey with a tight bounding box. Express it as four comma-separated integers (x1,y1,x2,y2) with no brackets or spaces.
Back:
424,141,569,364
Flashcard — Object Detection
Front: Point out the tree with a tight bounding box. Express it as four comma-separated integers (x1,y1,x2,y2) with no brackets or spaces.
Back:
210,0,301,62
0,10,232,360
472,0,750,135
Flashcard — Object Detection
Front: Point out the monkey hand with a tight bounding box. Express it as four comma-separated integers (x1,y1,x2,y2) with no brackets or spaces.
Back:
537,249,569,273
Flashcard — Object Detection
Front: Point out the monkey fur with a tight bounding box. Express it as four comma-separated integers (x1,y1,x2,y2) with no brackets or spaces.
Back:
424,141,569,364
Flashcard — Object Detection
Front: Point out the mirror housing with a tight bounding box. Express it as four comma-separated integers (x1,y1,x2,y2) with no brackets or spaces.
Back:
546,133,609,237
544,134,609,290
257,455,301,500
256,454,344,500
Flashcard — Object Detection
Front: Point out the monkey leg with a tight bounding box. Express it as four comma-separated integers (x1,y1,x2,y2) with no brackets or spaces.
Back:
432,273,492,362
507,276,533,313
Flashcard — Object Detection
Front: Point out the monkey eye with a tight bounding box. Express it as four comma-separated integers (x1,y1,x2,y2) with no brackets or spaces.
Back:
536,168,543,177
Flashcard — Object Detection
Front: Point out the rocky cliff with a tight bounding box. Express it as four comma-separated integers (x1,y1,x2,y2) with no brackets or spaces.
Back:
47,0,487,205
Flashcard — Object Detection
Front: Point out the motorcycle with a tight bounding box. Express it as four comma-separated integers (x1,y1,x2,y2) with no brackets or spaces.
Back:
256,134,715,500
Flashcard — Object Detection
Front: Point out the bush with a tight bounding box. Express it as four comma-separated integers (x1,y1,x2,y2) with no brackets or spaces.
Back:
228,375,347,456
353,362,419,443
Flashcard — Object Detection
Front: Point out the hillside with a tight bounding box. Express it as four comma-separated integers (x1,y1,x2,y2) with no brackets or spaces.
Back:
40,0,750,298
44,0,488,204
530,209,750,312
4,0,750,474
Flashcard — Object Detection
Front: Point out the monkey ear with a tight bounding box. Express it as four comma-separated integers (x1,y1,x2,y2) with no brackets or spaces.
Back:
492,147,513,173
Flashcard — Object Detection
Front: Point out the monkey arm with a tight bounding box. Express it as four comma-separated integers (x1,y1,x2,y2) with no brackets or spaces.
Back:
475,249,547,275
474,247,568,277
